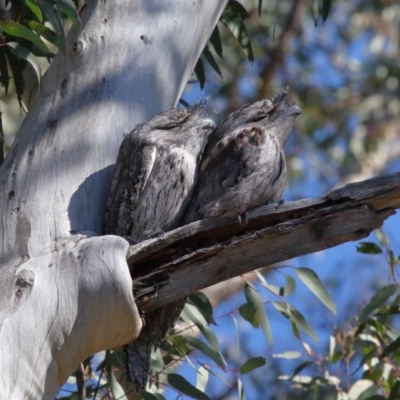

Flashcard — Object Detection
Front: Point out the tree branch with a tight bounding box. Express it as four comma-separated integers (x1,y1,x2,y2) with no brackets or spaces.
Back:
257,0,306,98
129,172,400,311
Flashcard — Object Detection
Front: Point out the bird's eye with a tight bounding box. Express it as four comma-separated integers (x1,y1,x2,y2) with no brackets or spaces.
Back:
163,124,179,130
251,113,269,122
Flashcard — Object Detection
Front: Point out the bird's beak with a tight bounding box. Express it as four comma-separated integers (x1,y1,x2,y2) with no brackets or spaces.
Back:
202,119,215,129
289,106,302,117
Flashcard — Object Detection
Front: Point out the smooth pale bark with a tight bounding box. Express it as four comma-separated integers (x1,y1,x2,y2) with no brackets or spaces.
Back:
0,0,228,398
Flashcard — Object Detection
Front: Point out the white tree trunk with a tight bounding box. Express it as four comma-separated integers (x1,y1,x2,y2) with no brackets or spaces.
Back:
0,1,228,398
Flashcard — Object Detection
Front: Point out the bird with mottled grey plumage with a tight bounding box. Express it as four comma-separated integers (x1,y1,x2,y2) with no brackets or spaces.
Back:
104,106,214,391
182,90,301,224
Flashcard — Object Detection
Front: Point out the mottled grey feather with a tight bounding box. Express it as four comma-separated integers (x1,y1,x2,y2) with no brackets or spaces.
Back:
183,90,301,223
104,107,214,391
105,107,214,241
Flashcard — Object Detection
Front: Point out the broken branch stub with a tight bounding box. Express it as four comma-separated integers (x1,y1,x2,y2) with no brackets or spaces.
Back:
0,235,142,399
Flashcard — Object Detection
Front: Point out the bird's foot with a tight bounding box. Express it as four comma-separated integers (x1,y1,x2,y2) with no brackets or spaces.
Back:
238,211,249,226
150,230,165,239
274,199,284,210
124,235,138,245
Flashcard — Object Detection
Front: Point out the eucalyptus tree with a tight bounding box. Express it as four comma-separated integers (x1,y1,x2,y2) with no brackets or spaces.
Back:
0,1,228,398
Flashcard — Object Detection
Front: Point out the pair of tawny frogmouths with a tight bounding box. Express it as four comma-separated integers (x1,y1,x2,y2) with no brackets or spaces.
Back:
104,90,301,391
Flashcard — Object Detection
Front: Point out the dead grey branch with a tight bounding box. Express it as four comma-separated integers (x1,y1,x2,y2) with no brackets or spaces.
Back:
128,172,400,311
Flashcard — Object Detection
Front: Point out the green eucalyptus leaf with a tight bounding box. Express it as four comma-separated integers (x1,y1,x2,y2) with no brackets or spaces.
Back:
181,303,219,352
240,357,266,375
109,370,127,399
283,274,296,296
182,302,207,327
254,270,267,285
188,292,217,325
291,321,301,340
374,228,389,247
201,363,232,387
209,25,223,58
27,20,65,52
273,301,319,342
380,336,400,360
0,21,48,52
188,292,216,325
185,336,226,368
238,376,245,400
295,267,336,313
348,379,374,400
312,0,319,26
359,284,398,323
244,284,273,345
6,42,41,86
37,0,66,50
26,0,43,22
220,4,254,63
185,353,199,373
272,301,291,318
108,349,124,368
353,347,378,376
179,98,190,108
141,392,167,400
275,351,302,359
356,242,382,254
291,360,313,378
166,334,190,357
200,325,220,353
322,0,331,22
203,45,222,77
265,283,280,295
258,0,263,16
232,313,241,368
196,366,209,392
167,373,211,400
290,307,319,342
96,358,106,371
149,355,164,373
228,0,249,20
57,0,81,28
194,58,205,89
375,305,400,316
388,380,400,400
391,294,400,306
0,46,9,93
256,273,280,294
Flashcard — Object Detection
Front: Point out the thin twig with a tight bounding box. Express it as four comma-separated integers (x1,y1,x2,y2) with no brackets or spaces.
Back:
0,110,4,167
75,363,86,400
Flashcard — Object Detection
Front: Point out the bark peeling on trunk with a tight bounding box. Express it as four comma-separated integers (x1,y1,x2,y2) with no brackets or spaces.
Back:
0,0,228,398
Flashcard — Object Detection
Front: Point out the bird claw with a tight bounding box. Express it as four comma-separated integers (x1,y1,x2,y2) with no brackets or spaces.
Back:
238,211,249,226
151,230,165,239
124,235,137,245
274,199,284,210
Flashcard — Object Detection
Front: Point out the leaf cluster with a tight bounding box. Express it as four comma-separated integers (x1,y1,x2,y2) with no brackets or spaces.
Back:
0,0,80,105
